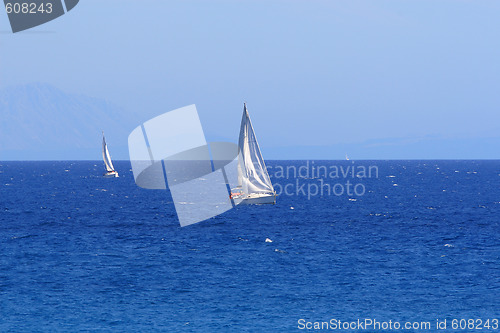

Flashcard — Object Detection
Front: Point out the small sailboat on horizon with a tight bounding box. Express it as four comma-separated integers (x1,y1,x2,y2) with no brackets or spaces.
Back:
231,103,276,205
102,132,119,178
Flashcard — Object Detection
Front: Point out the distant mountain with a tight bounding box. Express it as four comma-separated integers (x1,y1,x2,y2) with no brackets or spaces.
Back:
2,84,497,161
0,83,140,160
263,136,500,160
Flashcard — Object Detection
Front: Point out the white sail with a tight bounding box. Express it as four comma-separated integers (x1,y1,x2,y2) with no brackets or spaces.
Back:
237,103,274,196
102,133,115,172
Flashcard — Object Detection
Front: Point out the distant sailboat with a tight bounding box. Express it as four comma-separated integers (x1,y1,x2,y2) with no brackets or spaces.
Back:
102,132,119,178
231,103,275,204
345,154,349,161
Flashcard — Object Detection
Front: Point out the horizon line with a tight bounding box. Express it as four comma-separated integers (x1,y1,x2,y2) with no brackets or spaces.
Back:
1,159,500,162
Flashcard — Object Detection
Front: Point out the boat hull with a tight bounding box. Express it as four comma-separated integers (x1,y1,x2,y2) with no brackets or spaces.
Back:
103,171,119,178
237,193,276,205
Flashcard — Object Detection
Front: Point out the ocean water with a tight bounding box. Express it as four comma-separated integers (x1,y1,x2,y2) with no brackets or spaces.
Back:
0,160,499,332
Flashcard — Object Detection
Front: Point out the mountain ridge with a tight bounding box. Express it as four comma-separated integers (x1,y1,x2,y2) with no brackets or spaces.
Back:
0,83,139,160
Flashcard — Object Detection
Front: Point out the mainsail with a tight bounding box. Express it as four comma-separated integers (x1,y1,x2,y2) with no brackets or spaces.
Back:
102,133,115,172
237,103,274,196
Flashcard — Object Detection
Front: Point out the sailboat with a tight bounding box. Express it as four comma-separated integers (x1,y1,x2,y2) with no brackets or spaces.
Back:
102,132,119,178
231,103,276,204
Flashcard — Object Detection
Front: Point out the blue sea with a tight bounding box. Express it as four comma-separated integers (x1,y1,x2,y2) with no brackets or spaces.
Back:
1,161,499,332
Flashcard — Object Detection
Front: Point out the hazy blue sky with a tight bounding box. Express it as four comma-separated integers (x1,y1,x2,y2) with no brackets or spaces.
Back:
1,0,500,159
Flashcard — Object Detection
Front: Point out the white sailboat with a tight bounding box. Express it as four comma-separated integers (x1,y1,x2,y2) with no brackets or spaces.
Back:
102,132,119,178
231,103,276,204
